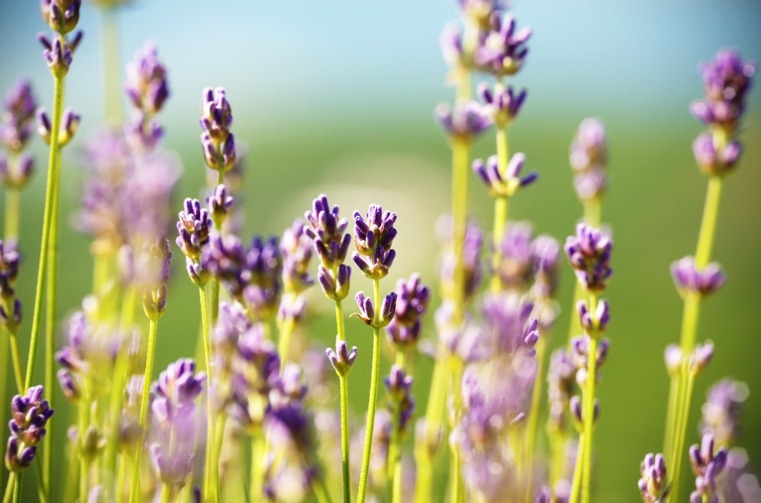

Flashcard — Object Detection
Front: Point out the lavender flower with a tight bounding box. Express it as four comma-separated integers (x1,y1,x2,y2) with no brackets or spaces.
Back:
722,448,761,503
439,217,484,304
384,365,415,433
304,194,352,303
570,118,608,202
37,107,80,147
141,238,172,320
125,42,169,115
671,256,725,298
688,341,714,376
693,133,742,176
473,153,538,200
435,101,492,142
0,153,33,190
280,219,313,296
530,234,562,327
690,49,755,133
577,299,610,335
547,348,576,432
571,335,610,386
478,83,527,126
354,291,397,328
40,0,82,34
326,338,358,377
482,292,538,356
701,378,749,447
230,327,281,431
5,386,55,473
689,433,728,503
564,223,613,292
352,204,398,280
200,87,236,173
386,273,430,349
474,12,531,77
638,453,669,502
176,198,212,286
1,80,37,153
149,359,206,489
207,183,234,228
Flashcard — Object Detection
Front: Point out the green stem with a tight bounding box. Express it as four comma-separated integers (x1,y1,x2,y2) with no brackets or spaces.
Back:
357,279,383,503
580,310,599,503
583,198,601,228
489,196,508,293
450,138,470,324
211,414,228,502
415,358,445,503
524,335,548,503
42,157,61,502
3,472,16,503
312,476,333,503
569,433,584,502
277,315,296,367
249,433,264,502
6,330,23,393
669,369,696,503
26,73,65,391
129,317,159,503
448,358,464,503
694,176,723,268
10,475,19,503
333,298,351,503
160,483,172,503
4,188,19,243
199,286,211,373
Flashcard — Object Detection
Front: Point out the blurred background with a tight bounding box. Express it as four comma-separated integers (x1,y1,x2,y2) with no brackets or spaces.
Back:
1,0,760,500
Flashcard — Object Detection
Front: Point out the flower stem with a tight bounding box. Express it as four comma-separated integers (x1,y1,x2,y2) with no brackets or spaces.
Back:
569,433,584,502
415,358,445,503
4,187,19,243
524,334,548,503
129,317,159,503
668,369,696,503
6,329,23,393
489,196,508,294
357,279,383,503
448,357,464,503
3,473,16,503
694,176,723,268
580,297,599,503
332,297,352,503
26,72,65,391
249,433,265,502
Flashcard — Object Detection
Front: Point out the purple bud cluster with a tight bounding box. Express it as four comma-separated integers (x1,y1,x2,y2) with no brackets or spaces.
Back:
494,222,533,291
638,453,669,502
5,386,54,473
564,223,613,292
386,274,430,349
570,335,610,387
690,50,754,176
326,339,358,377
0,241,22,331
689,434,728,503
354,291,397,329
176,198,212,287
384,365,415,434
140,238,172,320
305,194,352,301
37,107,80,148
124,42,169,151
149,359,206,488
482,292,538,356
474,13,531,77
547,349,576,432
38,0,83,77
478,83,527,126
280,219,314,297
439,218,484,304
352,204,398,280
200,87,236,173
435,102,492,142
569,118,608,203
701,378,749,447
671,256,725,298
0,80,37,190
207,235,283,321
473,152,538,199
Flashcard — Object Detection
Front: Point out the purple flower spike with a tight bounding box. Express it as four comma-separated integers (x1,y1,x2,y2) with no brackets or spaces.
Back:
638,453,669,502
689,433,728,502
435,101,492,142
200,87,233,142
693,133,742,176
207,184,234,225
495,222,534,291
352,204,398,280
384,364,415,433
125,42,169,115
41,0,82,34
280,219,313,296
386,273,430,349
474,12,531,77
304,194,352,270
564,223,613,292
478,83,527,126
531,234,561,303
326,338,358,377
354,291,396,328
176,198,212,261
570,118,608,202
1,80,37,152
569,395,599,425
473,152,538,199
5,385,54,473
671,256,725,298
690,49,755,133
577,299,610,335
439,218,484,303
701,378,749,447
40,35,73,77
37,107,79,147
571,335,610,386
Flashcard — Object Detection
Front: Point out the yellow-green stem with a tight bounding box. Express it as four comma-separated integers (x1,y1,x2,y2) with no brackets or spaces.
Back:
448,358,464,503
357,279,383,503
2,472,16,503
312,476,333,503
490,196,508,293
333,297,351,503
211,414,228,502
450,138,470,324
250,433,265,502
6,331,23,394
569,433,584,502
669,369,696,503
694,176,723,268
583,198,601,229
4,188,19,243
415,359,445,503
524,335,548,503
129,317,159,503
581,323,599,503
26,72,65,391
42,155,61,502
277,316,296,368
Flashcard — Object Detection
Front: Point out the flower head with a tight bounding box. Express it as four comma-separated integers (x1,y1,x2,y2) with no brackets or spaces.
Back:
125,42,169,115
671,256,725,298
436,101,492,142
564,223,613,292
474,12,531,77
1,80,37,152
570,118,608,202
386,274,430,349
638,453,669,503
5,386,55,473
352,204,398,280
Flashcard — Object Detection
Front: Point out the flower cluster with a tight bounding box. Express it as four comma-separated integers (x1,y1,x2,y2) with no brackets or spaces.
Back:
5,386,54,473
0,80,37,190
569,118,608,203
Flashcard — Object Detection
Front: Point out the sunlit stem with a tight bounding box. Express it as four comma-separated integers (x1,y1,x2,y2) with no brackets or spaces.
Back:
357,278,383,503
524,334,548,503
333,297,352,503
580,294,600,503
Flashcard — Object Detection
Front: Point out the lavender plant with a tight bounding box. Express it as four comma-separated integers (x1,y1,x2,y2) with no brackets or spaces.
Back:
0,2,758,503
